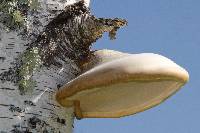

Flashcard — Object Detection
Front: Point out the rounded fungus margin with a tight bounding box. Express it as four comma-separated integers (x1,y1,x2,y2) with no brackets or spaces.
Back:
55,50,189,119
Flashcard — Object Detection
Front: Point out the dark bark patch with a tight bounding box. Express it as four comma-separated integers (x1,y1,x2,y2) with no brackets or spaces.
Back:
9,105,23,113
0,57,6,62
28,116,41,129
57,117,66,125
0,87,15,91
24,100,36,106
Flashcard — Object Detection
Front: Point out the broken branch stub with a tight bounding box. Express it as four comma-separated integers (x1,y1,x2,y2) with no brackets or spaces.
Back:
1,1,127,94
0,0,126,132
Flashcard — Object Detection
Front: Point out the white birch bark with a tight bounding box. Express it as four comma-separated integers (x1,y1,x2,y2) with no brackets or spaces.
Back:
0,0,127,132
0,0,89,132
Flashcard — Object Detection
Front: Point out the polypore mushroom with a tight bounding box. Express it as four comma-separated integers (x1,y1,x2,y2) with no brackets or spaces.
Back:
56,49,189,119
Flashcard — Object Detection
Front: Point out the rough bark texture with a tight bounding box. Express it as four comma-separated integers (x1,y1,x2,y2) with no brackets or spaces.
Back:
0,0,127,132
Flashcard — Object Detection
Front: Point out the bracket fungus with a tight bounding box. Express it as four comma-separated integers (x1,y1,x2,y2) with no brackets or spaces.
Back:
56,49,189,119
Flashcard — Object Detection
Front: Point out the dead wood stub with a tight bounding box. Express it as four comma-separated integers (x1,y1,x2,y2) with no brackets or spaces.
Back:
0,1,127,94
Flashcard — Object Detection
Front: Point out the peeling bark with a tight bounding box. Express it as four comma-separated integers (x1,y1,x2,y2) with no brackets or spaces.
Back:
0,0,127,132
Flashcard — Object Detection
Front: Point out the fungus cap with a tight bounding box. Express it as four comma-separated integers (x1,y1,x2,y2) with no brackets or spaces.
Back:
56,50,189,118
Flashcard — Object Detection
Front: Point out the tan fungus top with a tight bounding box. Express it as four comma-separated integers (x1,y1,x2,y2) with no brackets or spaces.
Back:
56,50,189,119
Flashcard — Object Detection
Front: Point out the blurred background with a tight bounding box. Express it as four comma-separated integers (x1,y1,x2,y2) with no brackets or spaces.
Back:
75,0,200,132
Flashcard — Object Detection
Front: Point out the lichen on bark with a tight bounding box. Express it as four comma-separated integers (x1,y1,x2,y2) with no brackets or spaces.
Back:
0,0,40,30
0,0,127,132
2,1,127,95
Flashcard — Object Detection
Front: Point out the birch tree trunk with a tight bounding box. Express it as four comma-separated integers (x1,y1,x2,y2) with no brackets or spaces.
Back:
0,0,81,132
0,0,127,132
